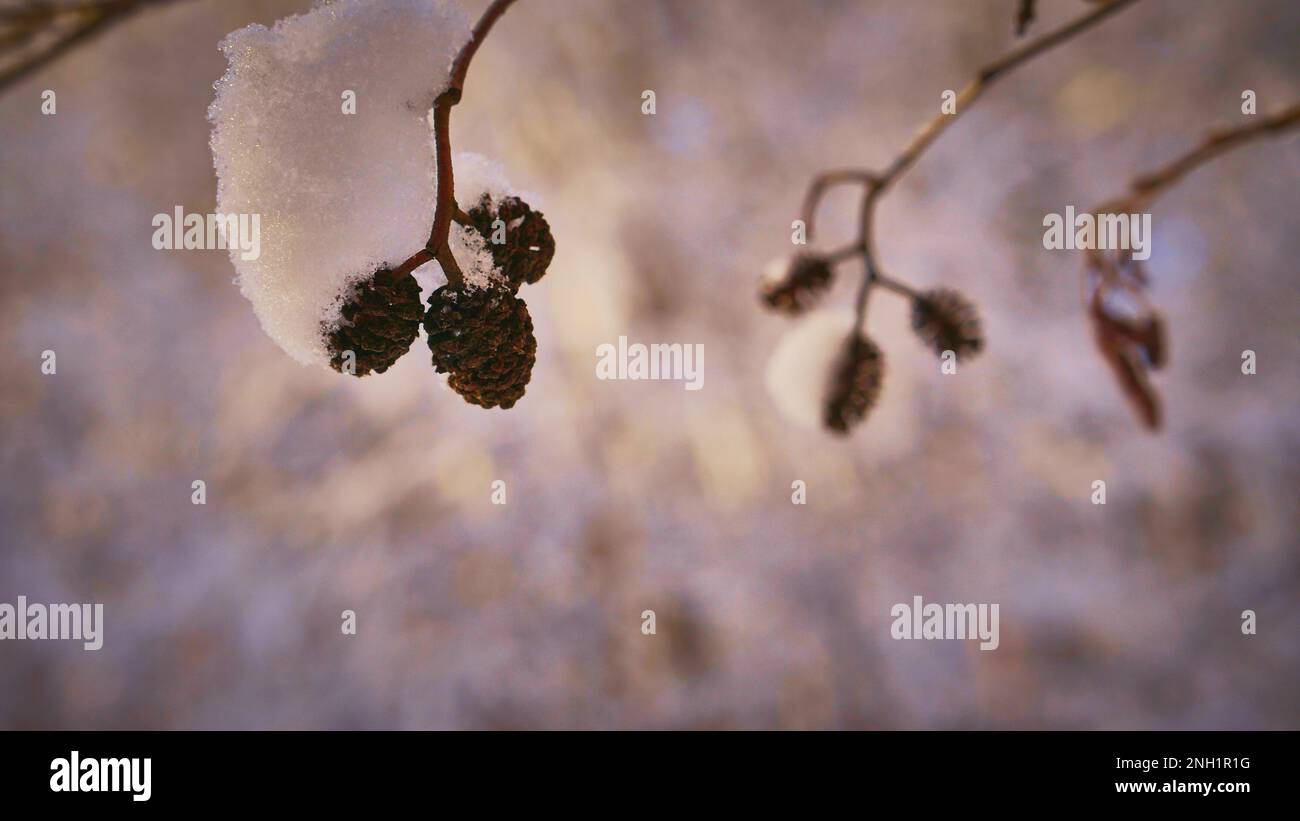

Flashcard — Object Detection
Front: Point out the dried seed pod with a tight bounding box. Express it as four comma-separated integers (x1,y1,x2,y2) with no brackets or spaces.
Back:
462,194,555,289
760,253,834,315
325,266,423,376
447,343,537,409
823,333,885,435
910,287,984,360
424,284,537,409
1089,292,1165,430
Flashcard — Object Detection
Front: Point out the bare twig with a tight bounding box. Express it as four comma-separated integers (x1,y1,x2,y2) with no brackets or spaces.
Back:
831,0,1142,333
874,0,1140,198
1126,102,1300,207
444,0,516,102
0,0,189,95
1016,0,1037,37
1084,102,1300,430
419,0,518,286
763,0,1144,435
1086,102,1300,296
800,169,877,243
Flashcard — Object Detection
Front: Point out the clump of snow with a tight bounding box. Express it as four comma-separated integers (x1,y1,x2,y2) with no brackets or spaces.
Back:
451,150,517,207
210,0,470,367
445,151,518,292
447,224,502,291
764,309,855,429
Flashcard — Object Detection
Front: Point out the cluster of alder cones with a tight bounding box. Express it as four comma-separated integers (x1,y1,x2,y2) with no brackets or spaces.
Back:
760,253,985,434
324,195,555,409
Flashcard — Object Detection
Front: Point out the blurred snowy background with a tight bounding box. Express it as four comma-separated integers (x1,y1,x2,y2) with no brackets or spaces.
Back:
1,0,1297,729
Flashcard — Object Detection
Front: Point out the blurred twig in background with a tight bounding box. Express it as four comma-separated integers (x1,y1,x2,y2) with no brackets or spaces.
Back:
847,0,1141,332
1015,0,1037,36
762,0,1142,435
0,0,190,95
1085,102,1300,430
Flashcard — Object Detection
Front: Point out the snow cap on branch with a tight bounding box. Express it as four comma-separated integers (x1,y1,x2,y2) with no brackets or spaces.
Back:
209,0,471,367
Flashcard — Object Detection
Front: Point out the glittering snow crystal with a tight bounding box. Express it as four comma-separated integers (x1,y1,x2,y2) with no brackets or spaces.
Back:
451,151,518,216
444,152,518,293
209,0,470,366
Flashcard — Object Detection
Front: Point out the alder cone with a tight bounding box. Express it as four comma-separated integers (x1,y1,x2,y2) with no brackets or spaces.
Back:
326,267,422,376
910,288,984,360
824,334,885,435
464,194,555,289
760,254,833,315
424,284,536,409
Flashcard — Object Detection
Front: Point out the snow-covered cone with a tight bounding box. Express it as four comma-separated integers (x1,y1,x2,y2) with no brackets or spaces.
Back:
760,254,834,315
824,334,885,435
209,0,470,367
462,194,555,289
910,288,984,360
325,267,423,376
424,285,536,409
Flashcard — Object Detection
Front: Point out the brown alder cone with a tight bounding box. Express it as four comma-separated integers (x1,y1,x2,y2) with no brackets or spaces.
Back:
911,288,984,361
760,253,834,315
325,267,423,376
824,334,885,434
462,194,555,290
424,284,536,408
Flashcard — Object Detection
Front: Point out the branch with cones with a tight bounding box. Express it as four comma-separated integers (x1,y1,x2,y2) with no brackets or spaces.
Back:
760,0,1141,435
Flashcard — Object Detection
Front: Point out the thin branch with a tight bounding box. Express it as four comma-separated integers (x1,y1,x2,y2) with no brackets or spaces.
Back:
852,183,882,334
872,273,917,300
1088,102,1300,271
826,243,862,263
0,0,188,96
1082,102,1300,430
0,1,138,22
391,248,434,280
1015,0,1037,37
877,0,1140,192
840,0,1141,332
1126,102,1300,206
417,0,519,288
425,96,459,281
445,0,517,102
800,169,877,243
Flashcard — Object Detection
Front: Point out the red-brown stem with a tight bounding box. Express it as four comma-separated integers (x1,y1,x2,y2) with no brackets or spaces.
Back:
446,0,518,99
425,98,458,280
392,248,433,280
397,0,519,285
1127,102,1300,206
